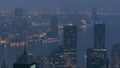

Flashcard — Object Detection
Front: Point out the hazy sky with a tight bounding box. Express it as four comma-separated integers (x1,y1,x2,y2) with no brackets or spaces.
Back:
0,0,120,9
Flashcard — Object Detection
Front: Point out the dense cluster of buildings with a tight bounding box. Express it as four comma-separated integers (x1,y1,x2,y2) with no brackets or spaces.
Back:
0,7,120,68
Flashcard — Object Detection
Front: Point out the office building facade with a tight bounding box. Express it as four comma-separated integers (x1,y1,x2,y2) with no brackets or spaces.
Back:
86,18,108,68
45,24,77,68
111,44,120,68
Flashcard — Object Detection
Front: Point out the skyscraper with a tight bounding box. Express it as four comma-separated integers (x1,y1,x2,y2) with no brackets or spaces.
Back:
111,44,120,68
86,18,108,68
14,8,24,18
47,16,58,38
45,23,77,68
63,23,77,49
94,18,105,49
10,8,30,46
44,16,59,43
62,23,77,67
92,7,98,20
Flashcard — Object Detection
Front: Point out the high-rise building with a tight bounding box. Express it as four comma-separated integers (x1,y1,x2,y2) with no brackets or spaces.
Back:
14,8,24,18
62,23,77,67
63,24,77,48
45,23,77,68
86,18,108,68
13,8,28,31
13,50,36,68
111,44,120,68
10,8,30,45
44,16,59,43
92,7,98,20
94,18,105,49
47,16,58,38
86,48,108,68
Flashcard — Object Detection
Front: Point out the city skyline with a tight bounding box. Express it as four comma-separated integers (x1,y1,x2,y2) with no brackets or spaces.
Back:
0,1,120,68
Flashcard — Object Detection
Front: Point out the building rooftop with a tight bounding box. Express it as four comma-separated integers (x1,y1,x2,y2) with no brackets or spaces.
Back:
16,50,35,64
1,61,8,68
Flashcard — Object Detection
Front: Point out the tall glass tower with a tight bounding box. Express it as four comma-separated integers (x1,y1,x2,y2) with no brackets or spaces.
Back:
86,18,108,68
94,18,105,49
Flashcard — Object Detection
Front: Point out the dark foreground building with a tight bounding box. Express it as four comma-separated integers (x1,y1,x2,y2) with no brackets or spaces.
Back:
86,48,108,68
1,61,8,68
13,50,36,68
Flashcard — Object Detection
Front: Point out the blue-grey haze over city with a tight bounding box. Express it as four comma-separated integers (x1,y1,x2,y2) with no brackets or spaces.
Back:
0,0,120,9
0,0,120,68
